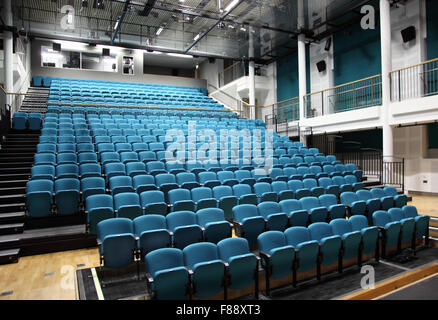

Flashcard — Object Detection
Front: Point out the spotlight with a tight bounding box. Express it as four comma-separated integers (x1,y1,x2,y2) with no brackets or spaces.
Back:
81,0,88,8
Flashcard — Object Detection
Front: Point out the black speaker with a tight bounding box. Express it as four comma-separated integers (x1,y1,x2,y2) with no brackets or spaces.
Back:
102,48,110,56
401,26,416,43
208,57,216,63
53,43,61,52
316,60,326,72
324,37,332,51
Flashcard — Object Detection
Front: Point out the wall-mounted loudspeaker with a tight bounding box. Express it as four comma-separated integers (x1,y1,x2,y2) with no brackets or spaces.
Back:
401,26,416,43
208,57,216,63
324,37,332,51
53,43,61,52
316,60,326,72
102,48,110,56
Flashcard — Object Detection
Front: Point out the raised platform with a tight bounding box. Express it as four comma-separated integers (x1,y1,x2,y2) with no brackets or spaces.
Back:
0,224,96,259
76,246,438,301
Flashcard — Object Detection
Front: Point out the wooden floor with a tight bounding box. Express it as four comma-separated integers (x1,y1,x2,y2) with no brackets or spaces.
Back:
408,194,438,218
0,194,436,300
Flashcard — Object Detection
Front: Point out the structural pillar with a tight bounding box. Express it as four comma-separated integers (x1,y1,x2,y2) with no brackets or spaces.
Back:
297,0,307,145
3,0,14,109
248,26,256,120
380,0,394,160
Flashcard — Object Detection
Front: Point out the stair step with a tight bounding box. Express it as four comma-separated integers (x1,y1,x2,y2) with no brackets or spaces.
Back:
0,203,26,213
0,187,26,196
0,157,34,163
429,226,438,238
0,180,28,188
0,223,24,236
0,194,25,205
0,174,30,181
0,168,31,175
0,153,36,159
0,148,36,154
0,248,20,265
0,212,25,224
429,218,438,228
0,163,33,169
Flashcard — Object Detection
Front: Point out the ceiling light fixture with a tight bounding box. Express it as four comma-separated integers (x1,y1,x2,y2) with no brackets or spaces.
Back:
156,26,164,35
193,33,200,41
224,0,239,12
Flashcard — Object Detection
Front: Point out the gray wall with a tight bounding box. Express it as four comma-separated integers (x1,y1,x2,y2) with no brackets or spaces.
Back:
31,39,207,88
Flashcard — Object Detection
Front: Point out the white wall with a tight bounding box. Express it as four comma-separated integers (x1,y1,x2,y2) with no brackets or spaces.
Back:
199,58,224,93
31,39,207,88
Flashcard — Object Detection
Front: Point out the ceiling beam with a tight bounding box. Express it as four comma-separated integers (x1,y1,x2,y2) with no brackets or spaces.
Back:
183,0,245,54
111,0,131,44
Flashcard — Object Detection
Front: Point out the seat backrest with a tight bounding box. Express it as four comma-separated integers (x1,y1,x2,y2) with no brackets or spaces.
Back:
232,184,253,197
271,181,288,193
318,177,333,188
198,171,217,183
166,211,197,231
388,208,404,222
257,201,282,219
55,178,80,193
217,237,250,262
308,222,333,241
344,175,358,185
329,218,352,236
370,188,386,198
196,208,225,227
356,189,372,201
191,187,213,202
284,226,311,247
303,178,318,189
254,182,272,196
402,205,419,219
232,204,258,222
183,242,219,270
26,179,54,194
145,248,185,278
97,218,134,242
348,215,369,231
133,214,167,234
86,194,114,211
340,192,359,205
217,170,235,182
288,180,304,191
299,196,320,211
372,210,391,227
212,185,233,200
155,173,176,186
114,192,140,210
279,199,302,214
168,188,191,204
140,190,165,205
383,186,398,197
318,194,337,207
259,231,289,257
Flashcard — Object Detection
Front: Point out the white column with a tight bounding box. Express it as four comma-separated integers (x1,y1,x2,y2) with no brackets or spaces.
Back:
248,27,256,120
3,0,14,109
297,0,307,145
380,0,394,160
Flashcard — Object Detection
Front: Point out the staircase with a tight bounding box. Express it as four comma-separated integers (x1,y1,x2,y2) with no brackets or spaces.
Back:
0,130,39,264
18,87,49,113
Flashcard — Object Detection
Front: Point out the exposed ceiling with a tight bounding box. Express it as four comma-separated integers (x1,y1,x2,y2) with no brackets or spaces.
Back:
8,0,378,65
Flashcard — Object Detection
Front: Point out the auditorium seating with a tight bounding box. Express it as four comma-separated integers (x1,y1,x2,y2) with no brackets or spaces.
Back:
15,77,432,300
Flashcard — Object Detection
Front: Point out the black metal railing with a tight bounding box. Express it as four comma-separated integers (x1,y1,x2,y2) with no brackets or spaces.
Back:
382,157,405,192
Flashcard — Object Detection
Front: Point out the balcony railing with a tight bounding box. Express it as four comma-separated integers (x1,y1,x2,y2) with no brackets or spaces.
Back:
303,75,382,118
218,61,247,87
264,97,300,125
390,57,438,102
